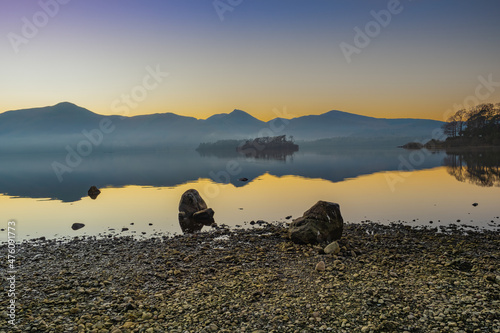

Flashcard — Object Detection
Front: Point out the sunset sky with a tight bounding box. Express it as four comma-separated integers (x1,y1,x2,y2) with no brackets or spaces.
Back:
1,0,500,121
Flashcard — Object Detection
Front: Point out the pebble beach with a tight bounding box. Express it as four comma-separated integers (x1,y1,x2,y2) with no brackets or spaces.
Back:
1,222,499,332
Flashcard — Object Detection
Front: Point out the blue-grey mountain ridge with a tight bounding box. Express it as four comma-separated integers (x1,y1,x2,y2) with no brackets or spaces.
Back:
0,102,444,151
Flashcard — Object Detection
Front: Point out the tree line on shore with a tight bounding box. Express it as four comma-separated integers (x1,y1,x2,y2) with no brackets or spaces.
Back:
443,103,500,146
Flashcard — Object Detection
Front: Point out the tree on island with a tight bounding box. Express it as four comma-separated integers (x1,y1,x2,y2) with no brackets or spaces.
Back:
443,103,500,146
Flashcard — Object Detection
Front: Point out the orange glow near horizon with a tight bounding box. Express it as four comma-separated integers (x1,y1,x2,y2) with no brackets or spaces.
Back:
6,96,499,122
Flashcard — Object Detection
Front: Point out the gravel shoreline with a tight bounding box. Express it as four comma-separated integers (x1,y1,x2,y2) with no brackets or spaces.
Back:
1,222,499,332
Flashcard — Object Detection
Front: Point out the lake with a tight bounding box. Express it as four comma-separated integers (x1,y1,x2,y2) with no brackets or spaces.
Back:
1,147,499,242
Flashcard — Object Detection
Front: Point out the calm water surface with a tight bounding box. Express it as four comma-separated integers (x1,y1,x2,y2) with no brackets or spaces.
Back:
1,148,499,241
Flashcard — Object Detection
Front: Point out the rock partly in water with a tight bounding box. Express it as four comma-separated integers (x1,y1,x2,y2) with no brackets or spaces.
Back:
88,186,101,200
288,200,343,244
178,189,216,233
71,223,85,231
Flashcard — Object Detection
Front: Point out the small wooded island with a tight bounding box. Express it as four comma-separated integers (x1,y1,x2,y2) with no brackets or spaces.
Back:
197,135,298,158
238,135,298,153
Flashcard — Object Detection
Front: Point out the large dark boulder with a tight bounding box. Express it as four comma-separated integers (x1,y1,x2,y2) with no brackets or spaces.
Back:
288,201,343,244
178,189,216,233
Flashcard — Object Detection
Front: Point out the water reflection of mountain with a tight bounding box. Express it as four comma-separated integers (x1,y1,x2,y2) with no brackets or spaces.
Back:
444,150,500,187
0,148,446,202
197,149,296,161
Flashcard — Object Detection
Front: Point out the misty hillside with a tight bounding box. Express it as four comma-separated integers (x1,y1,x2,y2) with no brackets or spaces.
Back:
283,110,443,139
0,102,444,151
0,102,103,136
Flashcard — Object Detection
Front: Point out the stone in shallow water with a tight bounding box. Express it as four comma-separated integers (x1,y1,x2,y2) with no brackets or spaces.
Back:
71,223,85,231
87,186,101,200
178,189,216,233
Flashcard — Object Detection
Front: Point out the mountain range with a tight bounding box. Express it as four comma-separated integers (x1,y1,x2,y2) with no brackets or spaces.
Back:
0,102,444,151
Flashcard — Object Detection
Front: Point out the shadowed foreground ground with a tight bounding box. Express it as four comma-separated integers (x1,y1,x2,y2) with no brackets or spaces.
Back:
1,222,499,332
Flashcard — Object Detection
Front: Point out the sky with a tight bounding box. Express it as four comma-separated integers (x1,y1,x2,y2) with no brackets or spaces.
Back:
1,0,500,121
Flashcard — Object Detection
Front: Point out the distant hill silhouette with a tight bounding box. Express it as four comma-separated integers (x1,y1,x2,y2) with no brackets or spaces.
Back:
0,102,444,151
282,110,443,140
0,102,102,136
